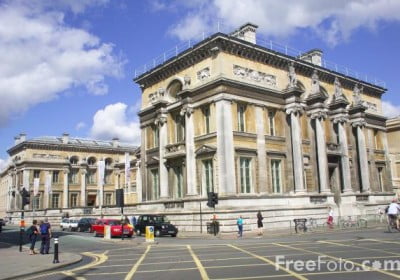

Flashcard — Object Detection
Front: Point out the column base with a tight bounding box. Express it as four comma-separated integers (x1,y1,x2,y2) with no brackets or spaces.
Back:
294,190,307,195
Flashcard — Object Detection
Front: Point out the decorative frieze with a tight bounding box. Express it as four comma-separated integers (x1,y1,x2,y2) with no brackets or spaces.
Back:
149,88,166,104
197,67,210,81
233,65,276,87
364,101,377,112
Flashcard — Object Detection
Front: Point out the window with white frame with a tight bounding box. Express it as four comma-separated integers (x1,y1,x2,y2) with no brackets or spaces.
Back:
51,193,60,208
173,166,183,198
69,169,78,184
203,106,210,134
237,104,246,132
202,159,214,194
33,170,40,179
151,169,160,200
271,159,282,193
52,171,59,183
105,193,112,205
32,196,40,209
70,193,78,207
87,170,96,184
239,157,252,193
378,167,384,191
268,110,275,136
153,125,159,147
175,114,185,142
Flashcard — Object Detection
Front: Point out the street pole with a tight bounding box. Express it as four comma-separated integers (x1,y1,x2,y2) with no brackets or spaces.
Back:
199,201,202,234
19,210,24,252
213,206,217,237
121,206,124,240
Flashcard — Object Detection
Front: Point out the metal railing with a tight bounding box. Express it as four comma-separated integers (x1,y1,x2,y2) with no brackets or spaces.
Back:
133,23,385,88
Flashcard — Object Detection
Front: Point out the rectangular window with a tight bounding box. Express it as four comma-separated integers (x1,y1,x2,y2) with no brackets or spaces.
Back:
378,167,384,191
105,193,112,205
153,125,159,147
70,193,78,208
173,166,183,198
271,159,282,193
51,193,60,208
52,171,59,183
202,159,214,193
240,157,252,193
238,104,246,132
88,170,96,184
151,169,159,200
203,106,210,134
32,196,40,209
268,111,275,136
105,171,112,184
175,115,185,142
69,170,78,184
33,170,40,179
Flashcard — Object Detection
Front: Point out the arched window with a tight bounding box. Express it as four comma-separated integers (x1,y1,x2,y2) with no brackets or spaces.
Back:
88,157,97,166
167,80,183,102
105,158,113,167
70,156,79,165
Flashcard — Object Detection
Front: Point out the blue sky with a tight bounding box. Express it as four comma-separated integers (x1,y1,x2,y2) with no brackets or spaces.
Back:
1,0,400,169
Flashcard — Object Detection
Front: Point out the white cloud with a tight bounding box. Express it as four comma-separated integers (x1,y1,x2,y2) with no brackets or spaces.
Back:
382,101,400,118
90,103,141,145
75,121,86,131
166,0,400,45
0,157,10,172
0,0,126,125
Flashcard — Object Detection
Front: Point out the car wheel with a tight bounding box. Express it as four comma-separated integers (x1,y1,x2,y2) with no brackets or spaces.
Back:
136,229,141,236
155,229,161,237
127,234,133,238
171,233,177,237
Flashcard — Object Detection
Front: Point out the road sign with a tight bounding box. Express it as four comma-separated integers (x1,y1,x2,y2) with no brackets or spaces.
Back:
145,226,154,242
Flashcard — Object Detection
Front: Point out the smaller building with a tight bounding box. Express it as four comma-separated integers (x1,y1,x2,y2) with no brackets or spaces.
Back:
0,133,140,220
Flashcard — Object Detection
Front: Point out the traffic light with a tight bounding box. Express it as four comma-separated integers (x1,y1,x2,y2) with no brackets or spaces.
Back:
21,187,30,209
116,188,124,208
207,192,218,208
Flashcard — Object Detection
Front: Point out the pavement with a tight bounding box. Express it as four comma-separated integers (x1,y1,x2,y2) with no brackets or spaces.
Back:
0,242,82,280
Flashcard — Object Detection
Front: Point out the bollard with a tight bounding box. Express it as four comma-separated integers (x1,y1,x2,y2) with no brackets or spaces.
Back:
53,237,59,264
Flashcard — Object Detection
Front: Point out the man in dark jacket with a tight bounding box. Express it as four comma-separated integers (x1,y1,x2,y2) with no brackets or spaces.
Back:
39,218,52,254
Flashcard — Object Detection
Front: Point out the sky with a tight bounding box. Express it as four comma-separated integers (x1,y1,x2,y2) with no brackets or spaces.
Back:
1,0,400,170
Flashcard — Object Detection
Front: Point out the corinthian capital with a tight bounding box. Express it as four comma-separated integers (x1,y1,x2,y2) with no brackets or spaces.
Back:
332,115,348,124
351,119,367,128
285,103,304,116
180,106,194,117
309,110,327,120
154,115,167,127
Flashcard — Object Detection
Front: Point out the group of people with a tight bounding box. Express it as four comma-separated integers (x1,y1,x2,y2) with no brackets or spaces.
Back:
236,211,264,238
27,218,52,255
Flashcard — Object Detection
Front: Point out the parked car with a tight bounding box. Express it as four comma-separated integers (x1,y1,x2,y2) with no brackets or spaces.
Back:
77,218,97,232
59,218,79,231
91,219,134,238
135,215,178,237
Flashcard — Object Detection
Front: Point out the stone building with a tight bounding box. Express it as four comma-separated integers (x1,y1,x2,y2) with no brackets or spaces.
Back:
387,117,400,195
134,23,394,231
0,133,139,220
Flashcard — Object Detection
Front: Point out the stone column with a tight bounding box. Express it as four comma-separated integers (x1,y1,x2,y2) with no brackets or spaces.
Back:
136,162,142,203
6,172,12,211
353,121,370,192
13,171,18,210
183,106,197,196
80,169,87,207
63,169,69,208
286,105,306,193
335,118,352,193
311,112,330,193
256,106,267,193
43,171,50,209
157,114,169,199
216,98,236,194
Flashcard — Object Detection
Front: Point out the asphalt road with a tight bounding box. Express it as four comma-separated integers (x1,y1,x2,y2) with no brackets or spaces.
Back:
3,226,400,280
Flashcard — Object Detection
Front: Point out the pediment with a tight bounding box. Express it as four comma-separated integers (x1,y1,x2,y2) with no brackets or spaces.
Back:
195,145,217,155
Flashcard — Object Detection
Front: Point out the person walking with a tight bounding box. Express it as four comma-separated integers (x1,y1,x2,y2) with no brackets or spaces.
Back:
237,216,243,238
327,207,334,229
257,211,264,236
39,218,52,254
27,220,39,255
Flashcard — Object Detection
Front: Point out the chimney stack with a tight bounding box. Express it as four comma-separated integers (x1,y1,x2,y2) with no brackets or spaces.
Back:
112,137,119,148
62,133,69,144
231,23,258,44
299,49,323,66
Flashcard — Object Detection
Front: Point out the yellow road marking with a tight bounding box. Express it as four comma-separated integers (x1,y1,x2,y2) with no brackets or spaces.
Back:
362,238,400,245
210,274,290,280
206,263,272,269
273,242,400,279
124,245,151,280
137,267,198,273
228,244,307,280
318,240,400,257
187,245,210,280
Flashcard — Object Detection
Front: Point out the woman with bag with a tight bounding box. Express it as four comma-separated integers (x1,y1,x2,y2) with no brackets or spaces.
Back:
257,211,264,236
27,220,39,255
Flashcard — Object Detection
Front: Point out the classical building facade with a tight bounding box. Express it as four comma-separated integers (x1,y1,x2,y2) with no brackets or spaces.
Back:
387,117,400,195
134,23,394,231
0,133,139,219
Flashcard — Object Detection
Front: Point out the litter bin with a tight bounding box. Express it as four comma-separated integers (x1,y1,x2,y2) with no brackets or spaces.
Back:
207,221,219,234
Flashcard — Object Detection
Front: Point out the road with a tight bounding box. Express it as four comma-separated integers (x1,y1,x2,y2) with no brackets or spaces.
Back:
2,226,400,280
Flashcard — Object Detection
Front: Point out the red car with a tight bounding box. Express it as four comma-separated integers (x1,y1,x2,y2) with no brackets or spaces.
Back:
91,219,134,238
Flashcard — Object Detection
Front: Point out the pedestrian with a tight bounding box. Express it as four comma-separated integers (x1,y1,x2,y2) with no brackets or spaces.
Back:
327,207,334,229
257,211,264,236
131,216,137,226
39,218,52,254
237,216,243,238
27,220,39,255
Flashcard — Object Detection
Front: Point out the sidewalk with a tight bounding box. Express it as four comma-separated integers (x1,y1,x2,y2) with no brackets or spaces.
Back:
0,243,82,280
